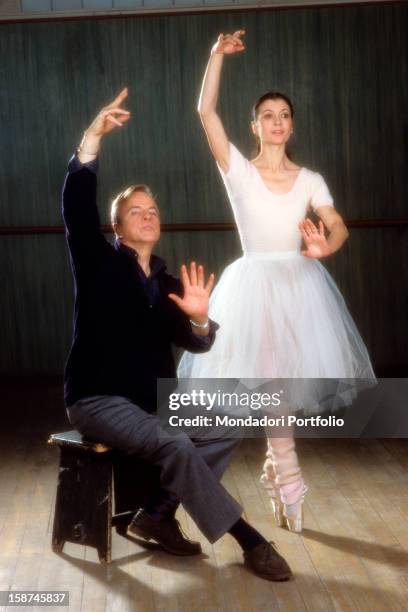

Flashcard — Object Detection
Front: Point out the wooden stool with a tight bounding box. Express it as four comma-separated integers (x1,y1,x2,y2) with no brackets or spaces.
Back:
48,430,160,563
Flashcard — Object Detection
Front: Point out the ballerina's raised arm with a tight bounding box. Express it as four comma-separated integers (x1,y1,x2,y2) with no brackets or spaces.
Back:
197,30,246,174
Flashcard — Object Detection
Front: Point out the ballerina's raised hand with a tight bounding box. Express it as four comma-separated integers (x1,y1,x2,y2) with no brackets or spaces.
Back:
212,29,246,55
299,218,332,259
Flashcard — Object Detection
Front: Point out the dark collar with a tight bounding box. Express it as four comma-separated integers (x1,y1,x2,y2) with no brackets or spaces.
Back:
114,239,167,277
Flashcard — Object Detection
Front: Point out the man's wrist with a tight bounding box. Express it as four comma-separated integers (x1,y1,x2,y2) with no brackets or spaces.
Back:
190,318,209,329
77,132,102,162
77,145,98,157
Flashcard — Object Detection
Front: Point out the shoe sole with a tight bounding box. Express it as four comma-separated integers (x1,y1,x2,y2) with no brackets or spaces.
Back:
126,524,202,556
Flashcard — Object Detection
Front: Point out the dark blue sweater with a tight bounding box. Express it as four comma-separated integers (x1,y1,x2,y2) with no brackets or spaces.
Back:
62,156,218,412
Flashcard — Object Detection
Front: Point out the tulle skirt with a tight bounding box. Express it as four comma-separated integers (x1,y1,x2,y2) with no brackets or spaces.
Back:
177,251,376,415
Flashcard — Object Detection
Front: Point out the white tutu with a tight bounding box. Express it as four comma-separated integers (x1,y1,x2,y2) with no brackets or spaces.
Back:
178,251,376,415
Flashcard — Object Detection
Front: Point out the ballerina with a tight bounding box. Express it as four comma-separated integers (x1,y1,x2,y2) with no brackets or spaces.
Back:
177,30,376,532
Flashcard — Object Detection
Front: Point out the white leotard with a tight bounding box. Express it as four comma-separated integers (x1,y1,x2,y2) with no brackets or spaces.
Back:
217,142,334,253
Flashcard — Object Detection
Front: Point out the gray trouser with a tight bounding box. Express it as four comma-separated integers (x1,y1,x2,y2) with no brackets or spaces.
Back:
66,395,243,543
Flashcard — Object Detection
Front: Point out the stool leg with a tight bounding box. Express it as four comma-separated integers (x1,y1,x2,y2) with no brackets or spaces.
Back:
97,490,112,564
97,546,112,564
51,447,112,564
52,539,64,553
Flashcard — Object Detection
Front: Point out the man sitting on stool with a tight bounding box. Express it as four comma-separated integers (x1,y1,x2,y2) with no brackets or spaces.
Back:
62,88,292,582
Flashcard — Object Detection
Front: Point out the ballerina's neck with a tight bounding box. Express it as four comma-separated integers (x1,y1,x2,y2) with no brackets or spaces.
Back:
250,147,302,195
250,162,304,196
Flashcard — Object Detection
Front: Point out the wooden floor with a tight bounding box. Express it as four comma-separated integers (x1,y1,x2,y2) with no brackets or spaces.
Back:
0,381,407,612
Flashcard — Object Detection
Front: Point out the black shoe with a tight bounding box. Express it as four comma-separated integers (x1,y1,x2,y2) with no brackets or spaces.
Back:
244,541,292,581
127,509,202,556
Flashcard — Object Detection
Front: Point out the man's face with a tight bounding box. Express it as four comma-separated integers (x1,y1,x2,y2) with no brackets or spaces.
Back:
116,192,160,246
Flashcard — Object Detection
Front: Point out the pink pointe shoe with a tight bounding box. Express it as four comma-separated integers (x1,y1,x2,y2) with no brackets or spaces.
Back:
270,491,285,528
282,485,308,532
279,479,308,533
260,475,285,527
263,478,308,533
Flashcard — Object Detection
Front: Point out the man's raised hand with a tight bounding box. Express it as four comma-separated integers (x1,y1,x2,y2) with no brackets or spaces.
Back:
168,262,215,324
78,88,131,162
86,88,131,137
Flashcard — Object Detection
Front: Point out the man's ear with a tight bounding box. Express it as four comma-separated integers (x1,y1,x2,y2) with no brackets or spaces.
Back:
113,223,123,239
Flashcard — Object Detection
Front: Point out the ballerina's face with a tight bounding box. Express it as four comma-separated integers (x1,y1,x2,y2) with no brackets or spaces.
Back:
251,98,294,147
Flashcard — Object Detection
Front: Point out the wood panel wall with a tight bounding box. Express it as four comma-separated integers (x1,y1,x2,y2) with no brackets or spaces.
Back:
0,2,406,375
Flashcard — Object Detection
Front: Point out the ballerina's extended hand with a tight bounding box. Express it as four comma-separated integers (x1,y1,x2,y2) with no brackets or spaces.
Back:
299,219,332,259
212,29,246,55
168,262,215,324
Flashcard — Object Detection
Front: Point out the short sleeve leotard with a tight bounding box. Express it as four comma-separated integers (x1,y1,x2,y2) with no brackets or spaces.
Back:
217,142,334,254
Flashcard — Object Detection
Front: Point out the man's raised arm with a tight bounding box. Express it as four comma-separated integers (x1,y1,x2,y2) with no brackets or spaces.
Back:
62,88,131,247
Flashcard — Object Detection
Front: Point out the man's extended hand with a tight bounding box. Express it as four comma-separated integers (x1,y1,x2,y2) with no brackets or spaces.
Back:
78,88,131,163
86,88,131,137
168,262,215,324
